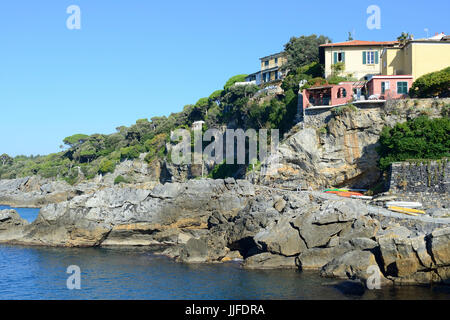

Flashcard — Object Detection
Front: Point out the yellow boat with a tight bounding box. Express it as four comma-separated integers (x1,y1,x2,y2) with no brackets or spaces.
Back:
388,206,426,214
387,206,420,216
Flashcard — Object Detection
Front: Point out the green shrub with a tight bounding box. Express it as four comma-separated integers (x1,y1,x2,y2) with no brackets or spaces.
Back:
208,161,241,179
409,67,450,98
98,159,116,175
114,175,128,185
332,104,357,116
120,145,144,160
377,116,450,171
302,77,328,89
442,104,450,117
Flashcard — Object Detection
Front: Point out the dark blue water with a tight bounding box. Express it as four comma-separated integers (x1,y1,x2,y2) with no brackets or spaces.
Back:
1,207,449,300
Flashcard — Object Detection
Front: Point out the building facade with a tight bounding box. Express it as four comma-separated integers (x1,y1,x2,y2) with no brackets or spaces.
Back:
366,75,414,100
381,36,450,80
319,40,398,80
246,52,287,85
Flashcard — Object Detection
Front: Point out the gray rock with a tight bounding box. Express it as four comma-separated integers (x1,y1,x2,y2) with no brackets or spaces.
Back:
430,227,450,266
243,253,296,269
296,246,351,270
254,216,307,257
178,238,209,263
150,183,184,199
292,210,352,249
320,250,389,285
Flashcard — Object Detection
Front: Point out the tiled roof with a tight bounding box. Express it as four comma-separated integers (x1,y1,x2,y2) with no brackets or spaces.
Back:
259,52,285,60
320,40,398,47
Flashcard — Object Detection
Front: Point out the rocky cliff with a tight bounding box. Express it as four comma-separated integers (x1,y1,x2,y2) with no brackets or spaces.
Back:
257,99,450,190
1,179,449,286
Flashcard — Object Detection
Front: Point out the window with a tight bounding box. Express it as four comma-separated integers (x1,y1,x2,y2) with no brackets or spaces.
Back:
381,81,390,94
337,88,347,98
275,58,278,64
363,51,379,65
333,52,345,64
397,82,408,95
264,60,269,67
263,72,270,82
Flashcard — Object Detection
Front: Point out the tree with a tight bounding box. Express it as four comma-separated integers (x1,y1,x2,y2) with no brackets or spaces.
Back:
224,74,248,90
377,116,450,170
0,153,13,166
283,34,331,72
347,32,354,41
331,62,345,76
63,134,89,148
397,32,411,42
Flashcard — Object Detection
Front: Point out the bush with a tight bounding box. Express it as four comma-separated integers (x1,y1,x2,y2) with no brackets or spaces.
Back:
120,145,144,160
377,116,450,171
331,104,357,116
208,161,241,179
114,175,128,185
98,159,116,175
409,67,450,98
302,77,328,89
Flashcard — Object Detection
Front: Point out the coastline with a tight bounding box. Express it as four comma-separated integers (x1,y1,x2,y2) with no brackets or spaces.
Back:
1,177,449,288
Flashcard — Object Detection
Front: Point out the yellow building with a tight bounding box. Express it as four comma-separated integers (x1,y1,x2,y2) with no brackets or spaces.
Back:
246,52,287,85
381,36,450,80
319,40,398,80
260,52,287,83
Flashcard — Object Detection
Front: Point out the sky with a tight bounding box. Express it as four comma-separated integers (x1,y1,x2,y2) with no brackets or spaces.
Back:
0,0,448,156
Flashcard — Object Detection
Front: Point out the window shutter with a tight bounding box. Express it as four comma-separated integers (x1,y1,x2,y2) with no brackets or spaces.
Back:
375,51,379,64
363,51,366,64
334,52,338,64
342,52,345,63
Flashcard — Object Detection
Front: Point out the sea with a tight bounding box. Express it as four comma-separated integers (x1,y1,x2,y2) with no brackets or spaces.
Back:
0,206,449,300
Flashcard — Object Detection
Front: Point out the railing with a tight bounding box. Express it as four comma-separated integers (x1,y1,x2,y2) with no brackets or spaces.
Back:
309,97,331,106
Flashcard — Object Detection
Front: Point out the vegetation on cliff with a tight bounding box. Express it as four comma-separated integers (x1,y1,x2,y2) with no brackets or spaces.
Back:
377,116,450,170
409,67,450,98
0,34,333,183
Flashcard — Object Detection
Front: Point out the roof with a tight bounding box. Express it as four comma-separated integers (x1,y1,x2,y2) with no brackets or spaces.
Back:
320,40,398,48
370,75,413,79
368,75,413,82
259,52,285,61
307,85,333,90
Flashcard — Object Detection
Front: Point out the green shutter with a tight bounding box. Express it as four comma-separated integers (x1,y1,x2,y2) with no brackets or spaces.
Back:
375,51,379,64
342,52,345,63
362,51,366,64
334,52,338,64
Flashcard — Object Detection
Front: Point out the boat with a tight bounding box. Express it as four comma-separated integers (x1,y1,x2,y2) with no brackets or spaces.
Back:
351,195,373,200
387,206,425,215
324,188,368,193
325,190,364,197
385,201,422,209
387,206,420,216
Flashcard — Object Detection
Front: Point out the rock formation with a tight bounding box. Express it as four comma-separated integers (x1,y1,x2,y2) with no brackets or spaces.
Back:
1,179,449,286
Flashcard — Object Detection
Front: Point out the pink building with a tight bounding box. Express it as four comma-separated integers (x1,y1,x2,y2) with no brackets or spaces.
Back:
302,82,354,108
366,75,414,100
302,75,414,108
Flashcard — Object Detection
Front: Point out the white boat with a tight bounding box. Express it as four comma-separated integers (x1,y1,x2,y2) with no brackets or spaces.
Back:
351,195,373,200
385,201,422,209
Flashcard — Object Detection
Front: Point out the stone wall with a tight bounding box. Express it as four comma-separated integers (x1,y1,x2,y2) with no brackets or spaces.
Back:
387,160,449,209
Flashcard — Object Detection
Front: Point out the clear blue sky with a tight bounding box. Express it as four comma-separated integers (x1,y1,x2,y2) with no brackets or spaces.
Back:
0,0,448,156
